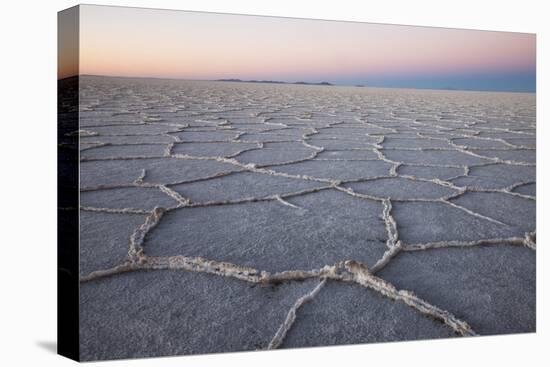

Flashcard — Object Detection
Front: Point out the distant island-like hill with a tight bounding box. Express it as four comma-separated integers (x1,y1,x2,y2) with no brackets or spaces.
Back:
215,78,334,86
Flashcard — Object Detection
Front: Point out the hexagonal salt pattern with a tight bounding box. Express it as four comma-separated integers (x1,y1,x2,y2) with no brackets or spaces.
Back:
72,76,535,360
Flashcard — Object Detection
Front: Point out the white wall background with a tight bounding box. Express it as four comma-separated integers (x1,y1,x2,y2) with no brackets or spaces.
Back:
0,0,547,365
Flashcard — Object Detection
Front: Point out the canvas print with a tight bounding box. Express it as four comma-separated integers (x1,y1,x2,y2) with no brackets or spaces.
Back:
58,4,536,362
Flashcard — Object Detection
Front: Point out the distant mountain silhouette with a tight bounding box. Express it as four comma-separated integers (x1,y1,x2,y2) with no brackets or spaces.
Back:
216,78,333,86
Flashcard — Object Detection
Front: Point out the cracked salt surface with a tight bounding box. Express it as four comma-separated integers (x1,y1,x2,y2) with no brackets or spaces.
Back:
68,76,536,360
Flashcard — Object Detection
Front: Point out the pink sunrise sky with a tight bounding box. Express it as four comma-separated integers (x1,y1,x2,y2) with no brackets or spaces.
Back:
60,5,536,91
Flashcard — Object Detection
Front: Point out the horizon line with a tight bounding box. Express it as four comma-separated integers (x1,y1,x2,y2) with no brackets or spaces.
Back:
59,74,536,94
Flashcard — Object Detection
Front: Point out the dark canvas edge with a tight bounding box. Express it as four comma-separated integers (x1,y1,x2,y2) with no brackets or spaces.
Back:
58,4,80,362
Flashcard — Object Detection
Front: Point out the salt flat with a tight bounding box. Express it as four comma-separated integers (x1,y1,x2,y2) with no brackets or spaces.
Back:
74,76,536,360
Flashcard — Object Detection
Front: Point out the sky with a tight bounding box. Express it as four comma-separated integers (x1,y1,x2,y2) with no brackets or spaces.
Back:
59,5,536,92
58,6,79,79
